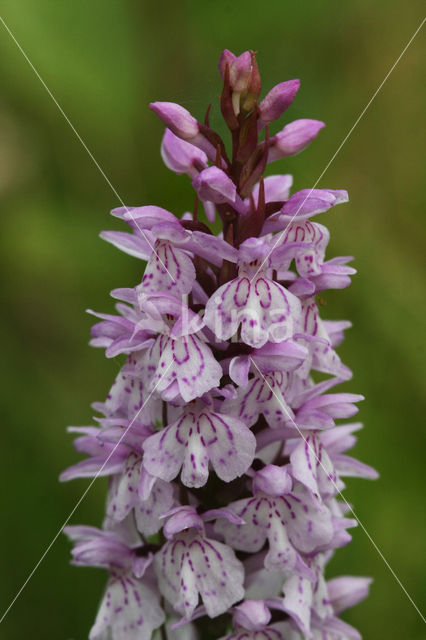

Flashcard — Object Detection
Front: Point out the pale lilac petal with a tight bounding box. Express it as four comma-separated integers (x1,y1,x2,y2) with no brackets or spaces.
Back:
229,355,251,387
188,540,245,617
282,574,312,636
333,454,379,480
162,506,204,538
323,319,352,347
214,497,267,553
206,412,256,482
327,576,372,614
252,340,308,374
59,453,126,481
277,484,334,554
111,205,177,230
290,434,337,498
251,174,293,206
203,200,216,223
202,508,245,526
280,188,348,221
104,359,162,425
64,526,133,570
320,423,362,454
135,478,175,536
100,230,153,260
187,231,239,266
309,262,356,292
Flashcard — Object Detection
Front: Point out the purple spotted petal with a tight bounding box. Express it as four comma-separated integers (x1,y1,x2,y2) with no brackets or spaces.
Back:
139,240,196,296
107,453,142,521
135,477,175,536
143,405,256,488
146,332,222,403
205,271,301,348
155,531,245,618
89,573,165,640
222,371,294,430
214,496,313,578
282,574,313,636
103,355,162,425
290,433,338,498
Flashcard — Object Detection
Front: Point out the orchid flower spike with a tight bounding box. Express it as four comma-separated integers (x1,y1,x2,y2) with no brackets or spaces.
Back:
62,48,376,640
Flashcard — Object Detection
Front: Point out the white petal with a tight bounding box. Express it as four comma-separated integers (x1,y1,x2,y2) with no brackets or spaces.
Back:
107,454,141,521
150,334,222,403
89,574,164,640
135,479,175,536
140,241,196,296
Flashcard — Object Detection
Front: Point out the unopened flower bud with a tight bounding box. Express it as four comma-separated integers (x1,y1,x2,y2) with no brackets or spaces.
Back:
233,600,271,630
259,79,300,124
161,128,207,178
268,119,325,161
253,464,292,497
192,166,237,204
219,49,252,92
150,101,199,140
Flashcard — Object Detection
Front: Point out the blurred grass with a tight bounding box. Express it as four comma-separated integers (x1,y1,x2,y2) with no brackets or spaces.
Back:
0,1,425,638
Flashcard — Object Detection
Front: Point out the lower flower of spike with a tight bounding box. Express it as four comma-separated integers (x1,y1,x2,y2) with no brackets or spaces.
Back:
64,523,165,640
218,600,294,640
215,465,334,576
107,457,175,536
154,507,245,619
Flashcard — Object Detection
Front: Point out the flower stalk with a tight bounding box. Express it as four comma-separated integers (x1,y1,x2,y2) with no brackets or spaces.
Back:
62,48,377,640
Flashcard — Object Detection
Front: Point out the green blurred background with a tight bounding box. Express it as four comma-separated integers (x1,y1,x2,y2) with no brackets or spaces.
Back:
0,1,425,638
